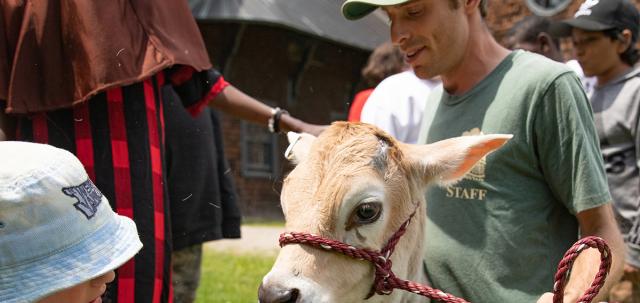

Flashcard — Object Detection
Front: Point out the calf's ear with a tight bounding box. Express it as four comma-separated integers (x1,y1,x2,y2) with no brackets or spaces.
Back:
403,134,512,185
284,132,316,165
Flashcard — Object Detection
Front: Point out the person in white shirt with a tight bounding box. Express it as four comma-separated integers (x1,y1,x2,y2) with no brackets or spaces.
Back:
360,70,440,143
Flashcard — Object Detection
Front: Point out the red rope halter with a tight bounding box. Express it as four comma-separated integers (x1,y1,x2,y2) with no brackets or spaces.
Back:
279,208,612,302
552,236,612,303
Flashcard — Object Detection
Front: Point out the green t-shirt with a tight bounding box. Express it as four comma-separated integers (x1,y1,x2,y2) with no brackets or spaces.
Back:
418,51,611,302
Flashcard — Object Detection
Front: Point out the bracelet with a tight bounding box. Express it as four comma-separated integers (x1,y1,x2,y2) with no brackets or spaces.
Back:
268,107,289,133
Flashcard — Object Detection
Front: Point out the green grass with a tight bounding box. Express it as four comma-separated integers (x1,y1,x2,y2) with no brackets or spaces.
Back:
241,217,284,227
195,250,276,303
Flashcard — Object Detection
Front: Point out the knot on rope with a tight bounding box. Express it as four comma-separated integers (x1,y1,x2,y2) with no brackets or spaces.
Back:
368,253,396,298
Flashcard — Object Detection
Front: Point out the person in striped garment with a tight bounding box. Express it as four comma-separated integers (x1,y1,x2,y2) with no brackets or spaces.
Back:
0,2,324,302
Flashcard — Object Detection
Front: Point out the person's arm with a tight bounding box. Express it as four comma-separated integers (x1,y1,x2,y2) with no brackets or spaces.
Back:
568,205,625,302
537,204,624,302
169,66,327,136
533,72,625,302
210,84,326,136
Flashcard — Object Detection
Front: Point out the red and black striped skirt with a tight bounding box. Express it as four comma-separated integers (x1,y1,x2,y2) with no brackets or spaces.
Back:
17,73,173,303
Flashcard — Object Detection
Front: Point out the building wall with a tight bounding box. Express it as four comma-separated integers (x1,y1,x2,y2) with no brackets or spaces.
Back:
199,23,369,219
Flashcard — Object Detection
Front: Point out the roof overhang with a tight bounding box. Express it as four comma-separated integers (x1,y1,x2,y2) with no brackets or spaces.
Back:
189,0,390,51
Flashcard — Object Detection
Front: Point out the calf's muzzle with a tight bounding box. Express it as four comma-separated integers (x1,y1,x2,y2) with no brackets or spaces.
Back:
258,281,300,303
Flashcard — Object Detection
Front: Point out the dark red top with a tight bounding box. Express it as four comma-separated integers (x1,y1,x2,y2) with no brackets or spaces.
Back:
347,88,374,122
0,0,212,114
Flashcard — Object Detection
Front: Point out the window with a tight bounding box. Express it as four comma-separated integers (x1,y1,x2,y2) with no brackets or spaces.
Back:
526,0,572,16
240,121,279,178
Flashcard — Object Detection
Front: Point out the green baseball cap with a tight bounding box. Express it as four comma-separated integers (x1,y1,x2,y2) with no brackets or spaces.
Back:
342,0,411,20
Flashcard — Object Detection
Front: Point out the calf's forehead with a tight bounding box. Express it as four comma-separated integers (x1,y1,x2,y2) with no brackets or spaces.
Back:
281,159,376,213
280,134,405,231
281,131,391,204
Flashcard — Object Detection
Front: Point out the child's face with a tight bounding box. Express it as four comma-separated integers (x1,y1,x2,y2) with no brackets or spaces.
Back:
36,270,115,303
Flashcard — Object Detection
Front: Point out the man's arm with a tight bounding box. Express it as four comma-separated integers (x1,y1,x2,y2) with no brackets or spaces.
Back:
538,204,625,302
569,204,625,301
210,85,326,136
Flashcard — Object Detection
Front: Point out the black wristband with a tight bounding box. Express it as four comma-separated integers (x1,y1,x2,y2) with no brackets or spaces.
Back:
268,107,289,133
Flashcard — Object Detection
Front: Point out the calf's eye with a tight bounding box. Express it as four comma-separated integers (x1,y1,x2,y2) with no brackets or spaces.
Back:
355,202,382,224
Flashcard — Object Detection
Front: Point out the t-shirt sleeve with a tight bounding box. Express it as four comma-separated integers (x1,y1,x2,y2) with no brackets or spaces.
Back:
533,72,612,214
166,66,229,117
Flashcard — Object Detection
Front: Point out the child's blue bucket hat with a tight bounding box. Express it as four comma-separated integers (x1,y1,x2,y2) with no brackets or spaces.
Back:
0,141,142,303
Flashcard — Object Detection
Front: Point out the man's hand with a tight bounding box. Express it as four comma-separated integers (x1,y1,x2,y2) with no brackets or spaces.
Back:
538,205,624,303
536,292,554,303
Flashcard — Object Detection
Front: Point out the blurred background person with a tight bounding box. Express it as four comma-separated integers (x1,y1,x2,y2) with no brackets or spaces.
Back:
361,68,440,144
508,15,596,95
348,42,406,122
349,41,441,145
554,0,640,301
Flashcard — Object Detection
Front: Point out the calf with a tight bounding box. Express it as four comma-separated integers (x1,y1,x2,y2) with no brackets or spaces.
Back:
259,122,510,303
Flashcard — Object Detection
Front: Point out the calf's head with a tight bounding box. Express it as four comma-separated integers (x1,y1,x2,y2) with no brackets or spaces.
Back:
259,122,510,303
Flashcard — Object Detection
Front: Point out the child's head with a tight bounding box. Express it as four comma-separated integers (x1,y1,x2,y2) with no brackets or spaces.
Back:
0,142,142,303
36,271,115,303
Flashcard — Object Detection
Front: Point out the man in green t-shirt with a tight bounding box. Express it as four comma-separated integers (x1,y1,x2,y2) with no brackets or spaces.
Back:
341,0,625,302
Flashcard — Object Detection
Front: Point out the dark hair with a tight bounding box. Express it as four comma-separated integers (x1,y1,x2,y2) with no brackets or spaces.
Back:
509,15,559,47
448,0,488,17
479,0,488,18
603,28,639,66
361,42,406,87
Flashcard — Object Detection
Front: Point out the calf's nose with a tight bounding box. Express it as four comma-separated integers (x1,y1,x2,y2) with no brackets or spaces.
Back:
258,282,300,303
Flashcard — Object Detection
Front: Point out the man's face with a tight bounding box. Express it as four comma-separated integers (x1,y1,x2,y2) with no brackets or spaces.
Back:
383,0,468,79
572,28,622,77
